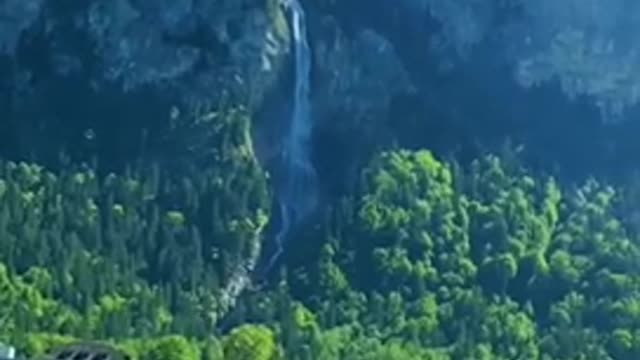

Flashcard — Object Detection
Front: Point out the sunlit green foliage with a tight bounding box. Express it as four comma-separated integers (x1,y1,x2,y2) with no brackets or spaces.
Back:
2,131,640,359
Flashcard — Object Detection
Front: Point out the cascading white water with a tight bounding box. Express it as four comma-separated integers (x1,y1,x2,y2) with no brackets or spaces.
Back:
216,0,316,327
265,0,318,272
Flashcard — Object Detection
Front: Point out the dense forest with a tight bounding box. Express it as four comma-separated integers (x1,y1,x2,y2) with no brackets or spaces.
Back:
3,0,640,359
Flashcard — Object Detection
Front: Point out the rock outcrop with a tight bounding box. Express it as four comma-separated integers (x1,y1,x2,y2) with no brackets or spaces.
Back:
1,0,414,179
312,15,413,129
308,13,414,195
1,0,292,169
3,0,291,104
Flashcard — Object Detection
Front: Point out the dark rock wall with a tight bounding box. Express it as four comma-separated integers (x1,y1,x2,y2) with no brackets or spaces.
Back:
0,0,291,173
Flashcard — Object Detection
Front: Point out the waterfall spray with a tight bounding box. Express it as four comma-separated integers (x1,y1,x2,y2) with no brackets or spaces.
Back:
264,0,318,273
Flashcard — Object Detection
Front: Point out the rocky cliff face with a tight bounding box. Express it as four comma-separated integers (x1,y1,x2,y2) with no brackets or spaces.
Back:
2,0,291,103
1,0,414,180
308,12,413,195
0,0,418,202
0,0,291,170
6,0,637,191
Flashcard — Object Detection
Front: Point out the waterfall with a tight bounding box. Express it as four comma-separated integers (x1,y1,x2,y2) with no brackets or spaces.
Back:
265,0,317,272
215,0,316,330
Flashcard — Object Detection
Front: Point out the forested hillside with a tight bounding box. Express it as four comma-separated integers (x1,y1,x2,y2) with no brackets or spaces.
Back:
3,0,640,359
3,141,640,359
